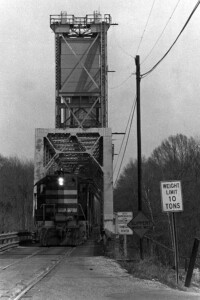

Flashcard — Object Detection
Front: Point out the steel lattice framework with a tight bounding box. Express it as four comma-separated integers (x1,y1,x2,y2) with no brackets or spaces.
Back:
34,12,114,232
50,12,111,128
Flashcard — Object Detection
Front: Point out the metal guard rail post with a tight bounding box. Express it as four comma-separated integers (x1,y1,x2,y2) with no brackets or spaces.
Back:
0,232,19,252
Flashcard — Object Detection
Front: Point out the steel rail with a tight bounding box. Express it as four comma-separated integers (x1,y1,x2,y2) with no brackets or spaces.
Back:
0,248,46,271
9,247,75,300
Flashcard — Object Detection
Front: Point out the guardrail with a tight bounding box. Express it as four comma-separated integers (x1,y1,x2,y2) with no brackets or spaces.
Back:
50,14,112,26
0,232,19,252
143,235,200,287
143,235,189,269
0,231,36,252
18,231,35,243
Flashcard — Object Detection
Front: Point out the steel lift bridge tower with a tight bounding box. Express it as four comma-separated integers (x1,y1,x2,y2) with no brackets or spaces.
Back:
34,11,114,242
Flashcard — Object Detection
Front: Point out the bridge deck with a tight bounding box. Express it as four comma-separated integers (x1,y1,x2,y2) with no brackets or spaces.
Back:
0,242,199,299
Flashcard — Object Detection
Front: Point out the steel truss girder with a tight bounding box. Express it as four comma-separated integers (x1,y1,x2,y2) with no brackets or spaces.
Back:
61,96,100,129
62,97,83,128
43,132,103,176
54,26,108,128
61,34,99,90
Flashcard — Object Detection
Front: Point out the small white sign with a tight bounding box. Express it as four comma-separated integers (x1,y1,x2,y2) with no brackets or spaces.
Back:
117,212,133,225
118,224,133,235
117,212,133,218
160,181,183,212
116,212,133,235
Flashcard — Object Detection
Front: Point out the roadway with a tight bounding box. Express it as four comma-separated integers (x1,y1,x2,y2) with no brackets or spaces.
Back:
0,241,199,300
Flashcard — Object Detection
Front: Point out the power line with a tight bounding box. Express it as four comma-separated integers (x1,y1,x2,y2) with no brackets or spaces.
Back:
114,98,136,187
141,0,200,78
117,43,135,60
110,27,135,60
136,0,156,55
114,96,137,187
109,73,135,90
141,0,181,65
113,96,136,174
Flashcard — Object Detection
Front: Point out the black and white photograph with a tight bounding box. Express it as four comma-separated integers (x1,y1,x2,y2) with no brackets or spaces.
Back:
0,1,200,299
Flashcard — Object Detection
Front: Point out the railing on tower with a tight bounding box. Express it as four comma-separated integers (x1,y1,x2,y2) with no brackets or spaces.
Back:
50,13,112,26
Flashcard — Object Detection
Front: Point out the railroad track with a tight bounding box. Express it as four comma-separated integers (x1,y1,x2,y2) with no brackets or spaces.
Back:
0,246,75,299
0,248,45,271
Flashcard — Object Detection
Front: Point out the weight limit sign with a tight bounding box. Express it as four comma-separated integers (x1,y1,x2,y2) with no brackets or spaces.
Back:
160,181,183,212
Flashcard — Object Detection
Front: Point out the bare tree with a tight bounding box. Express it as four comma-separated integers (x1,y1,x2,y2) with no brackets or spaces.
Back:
114,134,200,256
0,155,34,232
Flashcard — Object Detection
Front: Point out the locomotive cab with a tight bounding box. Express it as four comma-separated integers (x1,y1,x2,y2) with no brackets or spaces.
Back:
34,172,101,246
34,174,87,246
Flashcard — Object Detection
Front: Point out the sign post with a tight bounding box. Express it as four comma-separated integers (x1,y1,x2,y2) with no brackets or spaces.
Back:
127,212,153,260
124,234,127,258
116,212,133,258
172,212,179,285
160,180,183,285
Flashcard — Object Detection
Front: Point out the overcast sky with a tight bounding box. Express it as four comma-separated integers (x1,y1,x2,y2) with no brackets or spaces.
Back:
1,0,200,178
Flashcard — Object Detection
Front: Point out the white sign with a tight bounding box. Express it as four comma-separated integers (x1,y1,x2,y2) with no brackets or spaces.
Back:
117,212,133,218
160,181,183,212
116,212,133,235
117,212,133,224
118,224,133,235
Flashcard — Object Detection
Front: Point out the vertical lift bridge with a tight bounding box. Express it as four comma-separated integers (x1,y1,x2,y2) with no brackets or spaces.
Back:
34,12,114,236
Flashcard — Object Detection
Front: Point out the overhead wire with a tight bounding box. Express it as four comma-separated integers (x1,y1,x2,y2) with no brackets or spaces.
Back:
109,24,135,60
112,0,183,184
114,98,136,187
141,0,200,78
113,95,136,174
109,73,135,90
113,0,200,186
112,0,154,185
117,43,135,60
136,0,156,55
141,0,181,65
108,29,135,90
114,96,137,187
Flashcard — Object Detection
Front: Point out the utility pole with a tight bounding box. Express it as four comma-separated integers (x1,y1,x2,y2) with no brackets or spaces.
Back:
135,55,143,259
135,55,142,211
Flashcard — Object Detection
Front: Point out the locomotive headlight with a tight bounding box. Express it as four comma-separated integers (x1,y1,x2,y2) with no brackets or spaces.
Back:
58,176,64,186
